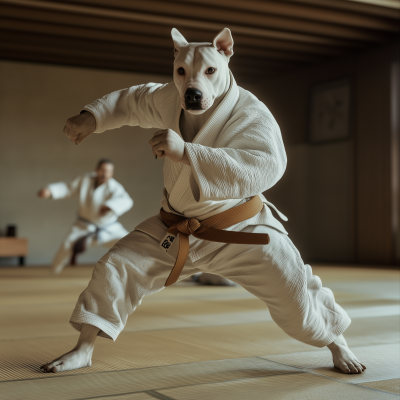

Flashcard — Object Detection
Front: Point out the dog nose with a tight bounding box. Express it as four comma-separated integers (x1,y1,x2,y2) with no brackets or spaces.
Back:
184,88,202,105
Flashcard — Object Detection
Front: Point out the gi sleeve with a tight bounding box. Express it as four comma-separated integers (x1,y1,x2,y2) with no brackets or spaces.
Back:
185,110,287,202
47,176,81,200
81,82,178,133
104,184,134,217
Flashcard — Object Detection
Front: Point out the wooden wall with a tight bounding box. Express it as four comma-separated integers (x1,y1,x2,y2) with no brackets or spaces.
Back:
0,0,399,82
355,44,399,264
256,41,399,265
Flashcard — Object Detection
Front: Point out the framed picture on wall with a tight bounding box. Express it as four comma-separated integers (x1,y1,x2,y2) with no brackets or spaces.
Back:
309,78,351,143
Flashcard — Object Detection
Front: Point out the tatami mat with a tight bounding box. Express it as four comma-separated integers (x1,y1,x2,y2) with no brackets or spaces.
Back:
263,343,400,383
94,394,158,400
0,265,399,399
1,357,299,399
158,373,397,400
0,322,309,381
360,378,400,395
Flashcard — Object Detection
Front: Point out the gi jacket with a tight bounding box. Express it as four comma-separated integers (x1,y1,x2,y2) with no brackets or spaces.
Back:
48,173,133,229
83,72,288,262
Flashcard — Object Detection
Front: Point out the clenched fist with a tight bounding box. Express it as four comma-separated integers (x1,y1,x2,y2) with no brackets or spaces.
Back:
149,129,190,165
99,205,112,216
63,112,96,144
37,188,52,199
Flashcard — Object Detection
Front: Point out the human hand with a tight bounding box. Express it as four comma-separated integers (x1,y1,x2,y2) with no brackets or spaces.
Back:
99,205,112,216
37,188,52,199
149,129,190,165
63,112,96,145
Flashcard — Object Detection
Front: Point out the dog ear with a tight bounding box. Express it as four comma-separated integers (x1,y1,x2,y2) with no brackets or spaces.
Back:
171,28,188,56
213,28,234,59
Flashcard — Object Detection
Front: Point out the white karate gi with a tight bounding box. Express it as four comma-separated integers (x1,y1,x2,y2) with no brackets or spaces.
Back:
48,173,133,273
69,72,351,347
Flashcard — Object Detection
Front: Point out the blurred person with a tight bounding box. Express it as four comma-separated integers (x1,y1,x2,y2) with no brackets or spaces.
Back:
37,159,133,274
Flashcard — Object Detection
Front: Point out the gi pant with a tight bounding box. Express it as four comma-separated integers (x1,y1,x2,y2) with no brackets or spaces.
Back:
70,225,351,347
51,220,129,274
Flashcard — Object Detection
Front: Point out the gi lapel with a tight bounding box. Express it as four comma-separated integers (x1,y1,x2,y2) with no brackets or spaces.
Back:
193,71,239,147
166,71,240,214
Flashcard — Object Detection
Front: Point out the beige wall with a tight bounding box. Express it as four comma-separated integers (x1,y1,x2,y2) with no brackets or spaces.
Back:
0,60,170,265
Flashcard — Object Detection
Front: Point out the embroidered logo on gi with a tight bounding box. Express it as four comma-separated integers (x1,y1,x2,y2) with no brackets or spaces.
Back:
161,240,171,250
160,234,176,253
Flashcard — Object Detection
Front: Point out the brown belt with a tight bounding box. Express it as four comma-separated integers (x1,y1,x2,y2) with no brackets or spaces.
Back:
160,195,270,287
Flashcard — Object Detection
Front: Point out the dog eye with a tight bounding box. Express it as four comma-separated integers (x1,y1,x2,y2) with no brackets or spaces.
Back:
177,67,185,75
206,67,215,74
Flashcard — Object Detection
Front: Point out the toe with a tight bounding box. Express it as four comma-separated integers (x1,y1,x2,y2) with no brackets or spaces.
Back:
360,363,367,370
42,363,51,372
354,357,365,371
354,362,364,373
52,365,62,373
45,361,61,372
348,362,358,374
353,362,361,373
336,363,350,374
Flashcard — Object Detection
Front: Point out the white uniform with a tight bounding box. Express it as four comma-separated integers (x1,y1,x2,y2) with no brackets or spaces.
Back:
69,72,351,347
48,173,133,273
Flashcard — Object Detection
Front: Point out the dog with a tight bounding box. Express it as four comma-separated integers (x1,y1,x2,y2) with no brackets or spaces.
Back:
41,28,364,375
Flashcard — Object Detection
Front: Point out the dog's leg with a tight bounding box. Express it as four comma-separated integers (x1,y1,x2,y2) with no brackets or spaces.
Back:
40,324,99,373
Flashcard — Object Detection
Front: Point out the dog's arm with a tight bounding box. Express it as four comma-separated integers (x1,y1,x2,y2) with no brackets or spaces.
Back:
81,82,177,134
185,112,287,202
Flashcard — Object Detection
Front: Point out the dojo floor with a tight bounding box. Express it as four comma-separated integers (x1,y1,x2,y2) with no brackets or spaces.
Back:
0,266,399,400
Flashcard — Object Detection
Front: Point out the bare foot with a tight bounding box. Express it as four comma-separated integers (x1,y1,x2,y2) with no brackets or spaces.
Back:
51,265,63,275
40,347,92,373
40,323,99,373
327,334,366,374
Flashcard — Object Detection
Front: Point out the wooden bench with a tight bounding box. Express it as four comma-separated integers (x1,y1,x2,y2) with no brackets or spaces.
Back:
0,238,28,266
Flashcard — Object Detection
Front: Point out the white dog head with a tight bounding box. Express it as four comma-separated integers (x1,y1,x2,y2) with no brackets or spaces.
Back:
172,28,234,115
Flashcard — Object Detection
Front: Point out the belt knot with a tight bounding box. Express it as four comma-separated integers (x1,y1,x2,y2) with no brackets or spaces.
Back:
176,218,200,235
160,196,269,287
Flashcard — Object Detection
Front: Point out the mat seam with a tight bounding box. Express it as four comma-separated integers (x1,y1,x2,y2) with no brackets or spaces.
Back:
57,371,304,400
260,357,400,398
146,390,176,400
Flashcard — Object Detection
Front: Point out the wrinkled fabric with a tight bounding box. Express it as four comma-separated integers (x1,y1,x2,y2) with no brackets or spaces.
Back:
71,73,351,348
83,72,288,262
70,226,350,347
